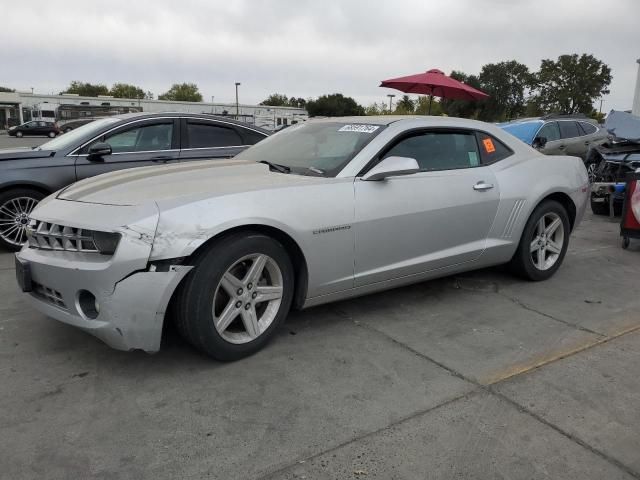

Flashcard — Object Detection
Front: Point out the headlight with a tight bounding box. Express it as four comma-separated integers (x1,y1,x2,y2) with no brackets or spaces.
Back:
90,230,121,255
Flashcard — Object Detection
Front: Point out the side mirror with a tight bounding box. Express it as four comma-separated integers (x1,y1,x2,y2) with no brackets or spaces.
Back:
87,142,112,159
533,136,548,149
362,156,420,181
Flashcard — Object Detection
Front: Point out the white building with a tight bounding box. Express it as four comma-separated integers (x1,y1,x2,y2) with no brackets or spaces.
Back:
0,91,308,131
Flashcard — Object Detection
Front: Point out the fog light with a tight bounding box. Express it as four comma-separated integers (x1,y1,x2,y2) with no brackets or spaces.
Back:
89,230,121,255
77,290,99,319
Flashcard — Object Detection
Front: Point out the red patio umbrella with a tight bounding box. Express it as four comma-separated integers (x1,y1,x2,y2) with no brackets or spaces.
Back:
380,69,489,114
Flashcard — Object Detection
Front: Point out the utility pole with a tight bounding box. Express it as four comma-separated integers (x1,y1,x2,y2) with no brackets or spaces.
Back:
235,82,241,119
211,95,214,114
387,94,395,112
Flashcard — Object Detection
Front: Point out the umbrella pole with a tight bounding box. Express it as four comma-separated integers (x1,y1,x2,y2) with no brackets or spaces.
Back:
428,94,433,115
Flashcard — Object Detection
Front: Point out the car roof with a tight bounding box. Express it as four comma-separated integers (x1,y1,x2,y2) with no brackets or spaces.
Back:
107,112,270,133
309,115,506,129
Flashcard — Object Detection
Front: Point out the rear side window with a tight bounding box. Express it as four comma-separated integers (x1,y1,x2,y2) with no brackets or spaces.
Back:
238,128,267,145
383,131,481,171
579,122,597,135
537,122,560,142
475,132,513,163
558,121,581,139
186,122,242,148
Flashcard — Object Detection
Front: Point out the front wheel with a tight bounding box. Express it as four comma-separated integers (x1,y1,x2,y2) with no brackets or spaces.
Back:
508,200,570,281
0,188,45,250
175,232,294,361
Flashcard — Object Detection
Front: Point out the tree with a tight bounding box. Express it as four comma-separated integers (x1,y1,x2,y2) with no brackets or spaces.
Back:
110,83,152,99
532,54,611,115
158,83,203,102
260,93,290,106
395,95,415,114
439,71,482,119
0,86,14,93
289,97,307,108
478,60,533,121
415,96,443,116
60,81,110,97
305,93,364,117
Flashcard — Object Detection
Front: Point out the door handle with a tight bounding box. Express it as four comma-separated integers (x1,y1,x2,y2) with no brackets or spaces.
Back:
151,156,174,163
558,145,566,150
473,181,494,191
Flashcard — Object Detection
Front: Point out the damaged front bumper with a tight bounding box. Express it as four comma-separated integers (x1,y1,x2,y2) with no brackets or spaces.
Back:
16,198,192,352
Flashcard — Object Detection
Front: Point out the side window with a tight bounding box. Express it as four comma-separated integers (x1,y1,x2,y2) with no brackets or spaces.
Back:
537,122,560,142
383,131,481,171
476,132,513,163
83,122,174,154
238,128,267,145
558,121,581,139
579,122,597,135
185,122,243,148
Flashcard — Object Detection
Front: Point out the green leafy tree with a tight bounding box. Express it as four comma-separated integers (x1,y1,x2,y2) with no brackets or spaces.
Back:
415,96,443,116
60,81,110,97
439,71,482,118
395,95,415,114
289,97,307,108
0,86,15,93
158,83,203,102
260,93,290,106
365,102,384,115
478,61,533,121
110,83,152,99
305,93,364,117
532,54,611,115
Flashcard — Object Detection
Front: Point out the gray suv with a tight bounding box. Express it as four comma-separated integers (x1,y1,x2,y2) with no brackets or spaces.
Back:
499,114,607,180
0,113,269,250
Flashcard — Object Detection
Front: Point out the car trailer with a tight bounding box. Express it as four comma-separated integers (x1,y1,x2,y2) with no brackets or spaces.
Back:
620,171,640,249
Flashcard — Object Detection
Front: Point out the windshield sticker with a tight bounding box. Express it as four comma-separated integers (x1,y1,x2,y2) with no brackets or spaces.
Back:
483,138,496,153
338,124,380,133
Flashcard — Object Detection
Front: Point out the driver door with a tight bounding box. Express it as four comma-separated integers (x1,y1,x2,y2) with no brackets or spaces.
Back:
354,129,500,287
75,119,179,180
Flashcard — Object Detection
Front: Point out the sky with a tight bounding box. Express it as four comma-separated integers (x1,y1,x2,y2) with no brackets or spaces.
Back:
1,0,638,111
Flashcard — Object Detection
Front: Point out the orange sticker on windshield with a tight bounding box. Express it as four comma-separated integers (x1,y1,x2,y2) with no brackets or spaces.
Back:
483,138,496,153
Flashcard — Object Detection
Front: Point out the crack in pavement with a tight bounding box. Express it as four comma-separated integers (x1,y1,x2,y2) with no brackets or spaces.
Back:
497,291,606,337
259,321,640,480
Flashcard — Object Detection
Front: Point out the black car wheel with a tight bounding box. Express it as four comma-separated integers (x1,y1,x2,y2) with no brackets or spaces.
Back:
0,188,45,251
175,231,294,361
48,131,56,138
15,131,23,138
508,200,570,281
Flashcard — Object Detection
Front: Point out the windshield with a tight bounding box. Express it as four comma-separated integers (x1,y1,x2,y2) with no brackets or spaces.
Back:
235,122,385,176
499,121,543,145
36,117,120,151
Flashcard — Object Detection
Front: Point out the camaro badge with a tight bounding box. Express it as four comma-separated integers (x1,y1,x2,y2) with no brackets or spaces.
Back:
312,225,352,235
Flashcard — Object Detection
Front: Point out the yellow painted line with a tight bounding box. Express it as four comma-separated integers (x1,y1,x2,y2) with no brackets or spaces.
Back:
484,323,640,386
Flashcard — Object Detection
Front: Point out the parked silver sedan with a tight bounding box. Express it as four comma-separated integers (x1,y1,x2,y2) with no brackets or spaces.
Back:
16,116,589,360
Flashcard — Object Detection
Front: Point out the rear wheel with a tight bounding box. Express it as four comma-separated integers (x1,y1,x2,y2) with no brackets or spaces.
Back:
175,232,294,361
48,131,56,138
0,188,45,251
15,131,23,138
509,200,570,281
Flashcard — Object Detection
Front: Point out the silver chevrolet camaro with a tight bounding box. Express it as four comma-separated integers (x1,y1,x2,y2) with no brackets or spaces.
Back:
16,116,589,360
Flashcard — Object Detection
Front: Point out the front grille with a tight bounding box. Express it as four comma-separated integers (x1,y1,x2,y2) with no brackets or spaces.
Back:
32,282,67,309
28,221,98,253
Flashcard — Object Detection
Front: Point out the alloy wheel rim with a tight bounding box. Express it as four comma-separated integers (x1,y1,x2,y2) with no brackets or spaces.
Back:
530,212,564,271
212,253,283,344
0,196,39,247
587,163,596,183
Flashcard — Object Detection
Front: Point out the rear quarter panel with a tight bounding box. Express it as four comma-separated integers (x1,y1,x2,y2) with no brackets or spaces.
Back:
482,152,588,263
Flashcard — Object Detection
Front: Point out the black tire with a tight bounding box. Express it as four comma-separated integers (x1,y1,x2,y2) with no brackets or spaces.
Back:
590,196,609,216
508,200,570,281
15,131,23,138
48,131,56,138
0,188,45,251
175,231,294,361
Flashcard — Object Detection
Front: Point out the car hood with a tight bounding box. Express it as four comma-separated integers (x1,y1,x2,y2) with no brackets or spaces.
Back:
0,147,55,160
57,159,328,206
